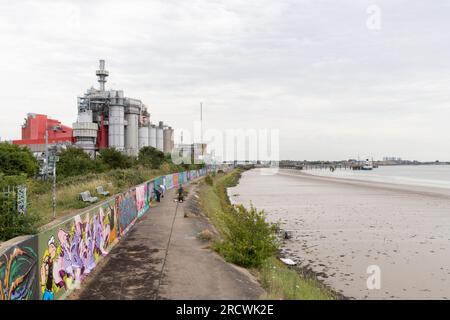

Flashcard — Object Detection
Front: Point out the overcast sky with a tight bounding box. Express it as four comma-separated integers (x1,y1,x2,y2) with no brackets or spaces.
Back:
0,0,449,161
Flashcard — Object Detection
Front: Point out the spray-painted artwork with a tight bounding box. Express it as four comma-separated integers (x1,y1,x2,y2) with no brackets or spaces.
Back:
165,174,174,189
136,183,148,217
179,172,186,184
116,188,138,236
153,177,162,194
1,169,207,300
38,200,117,300
173,173,179,187
0,236,39,300
147,181,154,202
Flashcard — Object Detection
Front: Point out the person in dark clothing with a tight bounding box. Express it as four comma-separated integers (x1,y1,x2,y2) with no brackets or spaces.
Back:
177,185,184,203
154,187,161,202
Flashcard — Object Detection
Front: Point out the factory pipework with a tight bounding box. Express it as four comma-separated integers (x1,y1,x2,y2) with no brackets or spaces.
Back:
73,60,175,157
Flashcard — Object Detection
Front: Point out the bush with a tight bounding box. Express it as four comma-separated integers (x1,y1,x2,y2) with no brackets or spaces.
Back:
57,147,96,178
109,167,147,189
214,204,279,268
201,168,279,268
0,142,38,177
0,174,40,240
98,148,133,169
0,174,27,189
138,146,165,169
204,175,213,186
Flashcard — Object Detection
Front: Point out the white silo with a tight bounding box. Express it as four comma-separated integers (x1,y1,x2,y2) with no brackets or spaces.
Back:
156,121,164,152
108,91,125,151
125,102,140,156
138,125,149,150
163,126,174,153
149,124,157,148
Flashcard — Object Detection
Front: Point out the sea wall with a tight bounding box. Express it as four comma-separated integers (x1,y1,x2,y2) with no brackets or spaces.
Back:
0,168,207,300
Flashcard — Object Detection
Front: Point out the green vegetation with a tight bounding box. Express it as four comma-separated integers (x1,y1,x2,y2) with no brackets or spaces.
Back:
138,146,165,169
0,144,41,240
0,190,39,241
259,257,336,300
201,169,277,268
199,168,336,300
0,142,205,240
57,147,104,178
98,147,134,170
0,142,38,177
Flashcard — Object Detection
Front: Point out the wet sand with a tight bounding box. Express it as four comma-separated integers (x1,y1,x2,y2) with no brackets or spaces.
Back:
228,168,450,299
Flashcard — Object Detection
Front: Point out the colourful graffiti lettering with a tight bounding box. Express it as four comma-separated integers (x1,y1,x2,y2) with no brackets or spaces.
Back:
1,169,209,300
117,189,138,235
39,201,117,299
0,237,38,300
136,184,148,217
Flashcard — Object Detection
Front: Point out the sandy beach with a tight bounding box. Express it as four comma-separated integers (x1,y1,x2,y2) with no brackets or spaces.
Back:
228,168,450,299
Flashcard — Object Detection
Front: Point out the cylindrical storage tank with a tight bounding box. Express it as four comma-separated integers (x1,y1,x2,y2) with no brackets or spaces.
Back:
149,125,157,148
125,105,140,156
72,123,98,158
163,127,174,153
156,127,164,152
108,104,125,151
138,125,149,150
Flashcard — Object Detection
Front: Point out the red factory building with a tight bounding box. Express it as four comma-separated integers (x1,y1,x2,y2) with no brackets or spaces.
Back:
12,113,74,154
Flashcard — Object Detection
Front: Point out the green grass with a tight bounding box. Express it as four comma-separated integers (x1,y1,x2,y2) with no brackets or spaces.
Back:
258,257,336,300
199,169,336,300
28,162,188,227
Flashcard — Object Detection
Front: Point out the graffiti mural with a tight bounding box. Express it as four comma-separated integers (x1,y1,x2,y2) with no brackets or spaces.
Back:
154,177,163,192
179,172,186,184
1,169,208,300
173,173,179,187
0,236,38,300
165,174,174,189
116,188,138,236
136,183,149,217
147,181,154,203
38,199,117,300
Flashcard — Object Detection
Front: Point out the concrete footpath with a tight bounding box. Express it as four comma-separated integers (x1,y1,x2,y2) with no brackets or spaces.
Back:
69,181,264,300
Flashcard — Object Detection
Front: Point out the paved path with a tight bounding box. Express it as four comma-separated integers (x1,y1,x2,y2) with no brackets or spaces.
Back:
70,182,264,300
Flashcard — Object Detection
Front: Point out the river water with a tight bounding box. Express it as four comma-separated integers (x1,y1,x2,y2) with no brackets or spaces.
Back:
228,167,450,299
305,164,450,189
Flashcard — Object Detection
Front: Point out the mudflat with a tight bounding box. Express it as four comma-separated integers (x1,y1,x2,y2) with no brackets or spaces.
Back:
229,168,450,299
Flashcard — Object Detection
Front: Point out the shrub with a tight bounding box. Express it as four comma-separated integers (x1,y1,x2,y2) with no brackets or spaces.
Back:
214,204,279,268
57,147,96,178
0,142,38,177
98,148,133,169
204,175,213,186
0,174,40,240
138,146,165,169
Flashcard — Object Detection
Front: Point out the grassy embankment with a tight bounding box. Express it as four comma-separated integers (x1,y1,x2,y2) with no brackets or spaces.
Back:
29,162,185,228
199,168,336,300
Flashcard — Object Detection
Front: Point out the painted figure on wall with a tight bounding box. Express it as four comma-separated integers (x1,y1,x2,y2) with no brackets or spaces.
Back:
39,202,117,299
40,236,57,300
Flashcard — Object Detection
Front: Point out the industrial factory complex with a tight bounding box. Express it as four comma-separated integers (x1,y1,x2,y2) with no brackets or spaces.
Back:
12,60,176,158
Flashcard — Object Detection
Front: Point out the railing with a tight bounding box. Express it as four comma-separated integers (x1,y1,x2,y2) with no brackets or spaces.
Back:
0,184,27,216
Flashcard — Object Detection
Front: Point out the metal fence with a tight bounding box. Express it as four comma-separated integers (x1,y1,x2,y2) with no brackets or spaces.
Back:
0,184,27,216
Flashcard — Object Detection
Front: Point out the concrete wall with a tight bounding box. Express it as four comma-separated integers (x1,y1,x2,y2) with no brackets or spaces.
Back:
0,168,209,300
